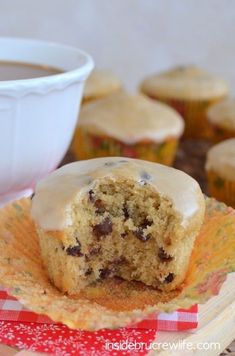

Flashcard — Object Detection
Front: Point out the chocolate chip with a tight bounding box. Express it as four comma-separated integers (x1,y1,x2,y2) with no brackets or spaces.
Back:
165,235,172,246
114,256,127,265
133,217,152,241
88,189,95,203
121,232,128,238
139,171,152,186
84,254,90,262
158,248,173,262
66,241,83,257
123,205,129,221
164,273,175,283
140,171,151,181
94,199,106,214
89,246,101,255
85,268,93,276
92,217,113,239
98,258,127,280
140,218,153,229
134,229,151,242
88,190,106,214
99,268,111,279
104,161,115,167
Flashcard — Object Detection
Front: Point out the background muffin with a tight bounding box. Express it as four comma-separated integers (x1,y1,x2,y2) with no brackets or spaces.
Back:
207,98,235,142
140,66,228,139
72,92,184,165
206,138,235,207
31,157,205,294
83,69,122,104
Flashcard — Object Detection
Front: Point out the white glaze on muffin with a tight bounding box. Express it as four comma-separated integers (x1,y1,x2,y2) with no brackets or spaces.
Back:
140,66,228,100
79,92,184,144
206,138,235,180
207,98,235,131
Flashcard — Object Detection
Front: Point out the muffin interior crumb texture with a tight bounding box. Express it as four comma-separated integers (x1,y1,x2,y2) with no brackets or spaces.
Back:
40,176,197,294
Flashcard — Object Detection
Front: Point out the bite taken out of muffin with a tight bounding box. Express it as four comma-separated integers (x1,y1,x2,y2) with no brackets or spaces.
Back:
31,157,205,296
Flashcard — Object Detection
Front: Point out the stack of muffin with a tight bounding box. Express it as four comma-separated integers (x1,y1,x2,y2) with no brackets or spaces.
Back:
71,66,235,208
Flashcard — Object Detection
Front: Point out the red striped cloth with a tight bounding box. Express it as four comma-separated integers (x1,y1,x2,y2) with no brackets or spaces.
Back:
0,289,198,330
0,288,198,355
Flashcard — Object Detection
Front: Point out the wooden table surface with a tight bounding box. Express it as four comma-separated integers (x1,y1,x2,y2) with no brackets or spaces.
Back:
155,273,235,356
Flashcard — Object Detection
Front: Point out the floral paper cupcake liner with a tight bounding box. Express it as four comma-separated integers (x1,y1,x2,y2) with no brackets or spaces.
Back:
207,170,235,208
147,96,224,139
72,129,179,165
0,197,234,330
208,123,235,143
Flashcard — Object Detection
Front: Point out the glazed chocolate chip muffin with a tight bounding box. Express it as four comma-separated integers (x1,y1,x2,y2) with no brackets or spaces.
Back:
140,65,228,139
83,69,122,104
73,92,184,165
31,158,205,295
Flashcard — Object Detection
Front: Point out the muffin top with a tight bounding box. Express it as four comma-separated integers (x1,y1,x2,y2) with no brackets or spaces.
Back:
140,66,228,100
79,92,184,143
31,157,204,230
207,98,235,130
83,69,122,101
206,138,235,180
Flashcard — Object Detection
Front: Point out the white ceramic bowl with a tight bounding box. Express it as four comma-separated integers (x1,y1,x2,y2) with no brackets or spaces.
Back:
0,38,94,206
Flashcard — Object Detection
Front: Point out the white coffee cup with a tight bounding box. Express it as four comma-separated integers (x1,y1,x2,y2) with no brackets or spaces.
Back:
0,38,94,206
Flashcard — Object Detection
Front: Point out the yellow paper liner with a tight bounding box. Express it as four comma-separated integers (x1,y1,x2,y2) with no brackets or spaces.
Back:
0,197,235,330
208,122,235,143
207,170,235,208
144,95,225,139
72,128,178,166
